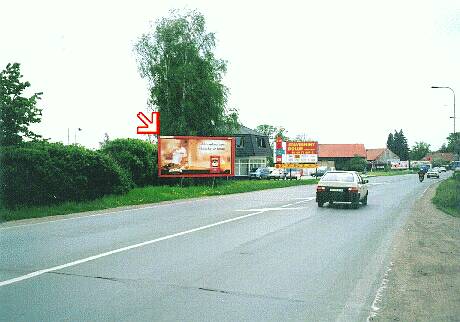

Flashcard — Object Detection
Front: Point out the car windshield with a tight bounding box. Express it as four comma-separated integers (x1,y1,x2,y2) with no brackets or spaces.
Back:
321,172,355,182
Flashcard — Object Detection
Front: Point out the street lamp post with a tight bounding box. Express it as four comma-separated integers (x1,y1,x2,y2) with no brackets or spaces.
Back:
431,86,456,135
74,128,82,144
68,127,82,145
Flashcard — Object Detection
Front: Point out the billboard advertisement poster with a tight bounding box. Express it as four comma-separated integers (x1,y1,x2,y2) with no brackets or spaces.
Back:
283,141,318,164
391,160,409,169
286,141,318,155
282,154,318,163
275,163,318,169
159,136,235,177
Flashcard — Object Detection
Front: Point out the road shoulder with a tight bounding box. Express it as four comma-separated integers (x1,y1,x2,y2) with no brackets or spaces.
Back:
371,182,460,321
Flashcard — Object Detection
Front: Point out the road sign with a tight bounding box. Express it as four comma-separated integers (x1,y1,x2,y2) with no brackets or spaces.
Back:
275,163,318,169
137,112,160,135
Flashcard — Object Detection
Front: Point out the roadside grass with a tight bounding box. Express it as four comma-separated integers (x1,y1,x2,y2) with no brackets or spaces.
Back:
432,173,460,217
0,179,318,222
364,170,417,177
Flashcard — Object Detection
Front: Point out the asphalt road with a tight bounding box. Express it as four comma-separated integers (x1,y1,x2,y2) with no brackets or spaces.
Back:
0,173,447,321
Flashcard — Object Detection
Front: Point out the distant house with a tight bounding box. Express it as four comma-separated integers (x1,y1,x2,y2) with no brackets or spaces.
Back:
232,125,272,176
318,144,366,169
366,148,400,169
423,152,455,163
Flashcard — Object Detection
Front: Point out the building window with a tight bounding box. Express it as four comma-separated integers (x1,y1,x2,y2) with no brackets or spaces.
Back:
235,158,268,176
257,137,266,148
236,137,244,148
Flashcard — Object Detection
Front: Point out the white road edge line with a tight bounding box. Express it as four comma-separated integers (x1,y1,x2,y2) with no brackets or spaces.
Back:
0,196,316,231
0,210,265,287
366,262,393,321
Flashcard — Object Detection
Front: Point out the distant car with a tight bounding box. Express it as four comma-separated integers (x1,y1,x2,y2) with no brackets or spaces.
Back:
285,169,301,180
426,168,440,179
249,167,271,180
418,164,430,174
438,166,447,172
312,167,328,178
268,168,286,180
316,171,369,208
450,161,460,172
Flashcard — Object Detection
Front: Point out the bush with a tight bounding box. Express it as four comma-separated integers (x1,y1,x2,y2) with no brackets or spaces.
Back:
432,172,460,216
100,138,157,186
0,142,133,208
335,156,367,172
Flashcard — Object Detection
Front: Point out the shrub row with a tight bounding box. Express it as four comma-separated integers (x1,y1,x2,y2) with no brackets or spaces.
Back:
0,142,133,209
432,172,460,216
100,138,157,186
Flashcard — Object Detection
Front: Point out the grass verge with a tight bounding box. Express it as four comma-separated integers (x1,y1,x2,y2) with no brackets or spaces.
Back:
0,179,318,222
365,170,417,177
432,173,460,217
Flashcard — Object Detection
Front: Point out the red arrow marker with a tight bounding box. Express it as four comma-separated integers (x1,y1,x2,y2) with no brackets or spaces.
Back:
137,112,160,135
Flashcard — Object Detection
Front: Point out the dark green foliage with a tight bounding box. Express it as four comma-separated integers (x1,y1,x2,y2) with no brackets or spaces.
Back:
100,138,157,186
348,156,368,172
410,141,431,160
386,133,394,153
0,142,133,209
432,172,460,217
335,156,367,172
386,129,410,160
0,63,43,146
445,132,460,155
135,9,239,136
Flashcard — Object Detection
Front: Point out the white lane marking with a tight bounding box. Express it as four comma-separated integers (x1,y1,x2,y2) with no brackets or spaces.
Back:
236,207,304,212
367,262,393,321
292,197,315,204
0,195,318,231
0,210,266,287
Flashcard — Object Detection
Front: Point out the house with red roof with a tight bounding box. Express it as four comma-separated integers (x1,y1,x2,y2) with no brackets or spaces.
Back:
318,144,367,169
366,148,400,169
423,152,455,163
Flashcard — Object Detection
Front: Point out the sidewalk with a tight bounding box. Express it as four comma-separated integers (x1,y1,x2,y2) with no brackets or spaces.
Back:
371,183,460,321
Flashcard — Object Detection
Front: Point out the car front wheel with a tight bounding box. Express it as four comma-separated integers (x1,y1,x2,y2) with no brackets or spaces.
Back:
318,201,324,207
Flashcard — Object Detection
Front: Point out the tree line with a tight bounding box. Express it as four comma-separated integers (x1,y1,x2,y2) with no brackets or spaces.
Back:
0,10,239,210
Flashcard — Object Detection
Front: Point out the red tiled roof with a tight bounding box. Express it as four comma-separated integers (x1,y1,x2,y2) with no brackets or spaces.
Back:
366,148,386,161
423,152,455,162
318,144,366,158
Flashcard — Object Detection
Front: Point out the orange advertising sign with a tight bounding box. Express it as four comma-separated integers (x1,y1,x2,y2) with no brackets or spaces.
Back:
286,141,318,154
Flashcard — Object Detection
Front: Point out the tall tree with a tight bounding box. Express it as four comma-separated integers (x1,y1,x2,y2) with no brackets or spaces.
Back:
445,132,460,155
410,141,431,160
0,63,43,146
392,129,410,161
255,124,278,142
135,10,238,136
386,133,395,154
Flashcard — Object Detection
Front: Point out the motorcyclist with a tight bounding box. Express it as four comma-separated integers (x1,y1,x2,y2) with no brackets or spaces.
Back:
418,167,425,182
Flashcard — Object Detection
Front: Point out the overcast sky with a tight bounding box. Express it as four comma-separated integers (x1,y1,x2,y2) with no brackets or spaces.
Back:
1,0,459,150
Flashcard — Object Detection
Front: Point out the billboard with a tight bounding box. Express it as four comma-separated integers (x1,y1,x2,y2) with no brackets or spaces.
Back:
391,160,409,169
275,163,318,169
158,136,235,177
282,141,318,163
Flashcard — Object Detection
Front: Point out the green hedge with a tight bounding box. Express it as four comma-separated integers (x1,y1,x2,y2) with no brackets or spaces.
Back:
0,142,133,209
100,138,157,186
432,172,460,216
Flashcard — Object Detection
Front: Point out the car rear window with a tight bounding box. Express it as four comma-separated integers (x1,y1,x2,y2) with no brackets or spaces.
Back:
321,172,355,182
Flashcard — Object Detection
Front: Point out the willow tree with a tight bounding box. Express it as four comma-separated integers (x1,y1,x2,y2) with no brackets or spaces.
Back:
135,10,238,136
